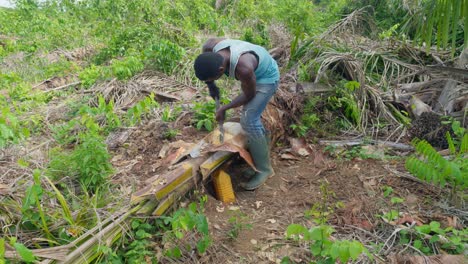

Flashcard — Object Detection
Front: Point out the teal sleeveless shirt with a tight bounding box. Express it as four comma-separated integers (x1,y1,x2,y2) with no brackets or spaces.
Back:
213,39,279,84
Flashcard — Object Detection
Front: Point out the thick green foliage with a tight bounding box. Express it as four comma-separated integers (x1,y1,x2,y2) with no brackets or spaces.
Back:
111,56,144,80
143,39,186,74
0,107,30,148
73,131,113,192
406,137,467,190
285,224,369,263
193,100,216,131
400,221,468,255
328,81,361,127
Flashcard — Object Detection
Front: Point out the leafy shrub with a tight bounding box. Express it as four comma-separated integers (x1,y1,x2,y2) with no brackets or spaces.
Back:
193,101,216,131
400,221,467,255
79,96,121,132
126,93,160,125
143,39,185,74
48,117,114,192
111,56,144,80
78,64,105,88
0,107,30,148
160,198,212,257
290,96,321,137
73,131,114,192
285,224,369,263
327,80,361,126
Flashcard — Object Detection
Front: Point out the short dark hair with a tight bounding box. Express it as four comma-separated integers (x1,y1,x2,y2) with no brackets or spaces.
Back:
194,52,224,81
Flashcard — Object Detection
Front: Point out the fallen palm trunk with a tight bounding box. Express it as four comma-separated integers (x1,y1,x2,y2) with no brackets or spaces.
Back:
6,123,251,264
7,125,252,263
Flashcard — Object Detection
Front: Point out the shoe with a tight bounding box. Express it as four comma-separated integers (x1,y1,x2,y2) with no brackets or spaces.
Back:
240,134,275,191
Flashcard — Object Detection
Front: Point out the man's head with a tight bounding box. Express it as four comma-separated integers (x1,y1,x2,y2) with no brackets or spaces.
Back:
194,52,224,82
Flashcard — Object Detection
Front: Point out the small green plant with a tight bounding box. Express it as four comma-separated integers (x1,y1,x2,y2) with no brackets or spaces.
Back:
73,130,114,192
382,210,400,222
399,221,467,255
382,186,393,197
443,119,467,154
48,119,114,192
285,224,369,264
380,187,404,222
379,23,400,40
21,170,52,240
305,181,344,225
160,196,212,258
161,105,181,122
193,101,216,131
79,96,121,133
126,93,160,125
163,128,179,140
227,211,253,240
283,181,369,263
0,107,30,148
327,80,361,127
290,96,321,137
113,219,157,263
290,123,308,137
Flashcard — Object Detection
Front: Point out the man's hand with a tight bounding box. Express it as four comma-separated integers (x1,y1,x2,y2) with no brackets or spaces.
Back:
215,106,226,123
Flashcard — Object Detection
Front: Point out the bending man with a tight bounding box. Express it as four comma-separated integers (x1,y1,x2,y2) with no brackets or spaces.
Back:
193,38,280,190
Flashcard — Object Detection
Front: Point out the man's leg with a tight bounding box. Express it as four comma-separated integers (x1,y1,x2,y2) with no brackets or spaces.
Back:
240,82,278,190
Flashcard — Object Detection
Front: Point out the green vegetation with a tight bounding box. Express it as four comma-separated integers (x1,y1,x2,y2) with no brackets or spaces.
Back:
284,182,370,263
406,121,467,194
0,0,466,263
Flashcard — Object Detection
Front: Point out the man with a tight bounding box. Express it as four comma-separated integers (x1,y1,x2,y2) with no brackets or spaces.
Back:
193,38,280,190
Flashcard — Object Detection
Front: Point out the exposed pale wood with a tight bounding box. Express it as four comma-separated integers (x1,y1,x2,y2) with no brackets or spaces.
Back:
297,82,334,93
435,80,459,114
41,81,81,93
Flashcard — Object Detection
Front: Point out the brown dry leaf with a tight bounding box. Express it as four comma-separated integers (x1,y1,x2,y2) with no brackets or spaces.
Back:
280,153,300,160
446,216,461,229
396,214,424,226
289,137,310,156
0,183,9,195
312,149,326,166
209,143,256,170
279,184,288,193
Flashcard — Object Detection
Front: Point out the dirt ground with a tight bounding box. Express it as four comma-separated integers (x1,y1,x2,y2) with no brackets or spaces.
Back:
199,153,453,263
104,114,462,263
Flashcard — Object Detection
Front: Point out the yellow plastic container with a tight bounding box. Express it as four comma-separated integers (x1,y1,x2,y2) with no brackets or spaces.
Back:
213,170,236,203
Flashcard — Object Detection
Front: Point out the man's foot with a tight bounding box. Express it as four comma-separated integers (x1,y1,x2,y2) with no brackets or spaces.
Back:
240,134,274,191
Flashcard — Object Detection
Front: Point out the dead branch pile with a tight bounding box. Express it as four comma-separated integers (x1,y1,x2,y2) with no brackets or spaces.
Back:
88,71,199,110
295,6,467,141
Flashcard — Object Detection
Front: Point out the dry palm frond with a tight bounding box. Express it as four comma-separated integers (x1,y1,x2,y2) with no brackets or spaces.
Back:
315,52,365,85
90,71,198,109
361,51,424,85
319,6,377,40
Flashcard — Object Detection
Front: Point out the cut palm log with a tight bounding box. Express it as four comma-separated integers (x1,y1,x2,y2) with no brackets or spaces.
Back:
6,123,252,264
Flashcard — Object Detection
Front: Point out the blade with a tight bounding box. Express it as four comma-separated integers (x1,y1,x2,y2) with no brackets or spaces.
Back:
215,97,224,143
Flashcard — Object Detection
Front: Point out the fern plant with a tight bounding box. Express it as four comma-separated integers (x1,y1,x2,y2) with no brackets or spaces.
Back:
405,136,467,191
